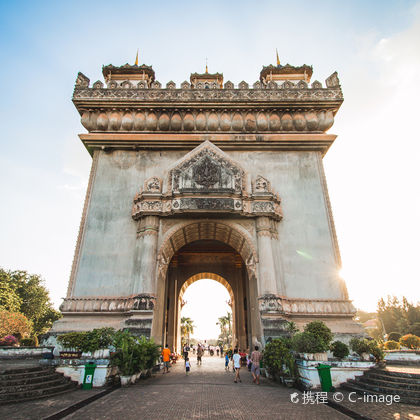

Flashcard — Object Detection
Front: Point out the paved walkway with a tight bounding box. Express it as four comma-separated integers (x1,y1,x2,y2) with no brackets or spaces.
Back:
1,356,419,419
64,356,349,420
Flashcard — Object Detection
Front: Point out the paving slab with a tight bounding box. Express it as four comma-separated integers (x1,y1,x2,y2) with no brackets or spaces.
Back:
0,386,105,420
63,356,350,420
332,390,420,420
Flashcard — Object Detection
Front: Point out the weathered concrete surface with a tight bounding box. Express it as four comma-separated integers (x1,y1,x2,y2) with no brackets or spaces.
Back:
71,149,343,301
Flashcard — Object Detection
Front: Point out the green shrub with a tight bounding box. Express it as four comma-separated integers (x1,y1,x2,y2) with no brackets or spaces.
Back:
292,331,328,353
369,341,384,362
57,328,115,353
349,338,370,355
399,334,420,349
384,340,400,350
349,337,384,361
330,341,349,359
20,336,38,347
304,321,333,347
263,338,296,378
111,330,160,376
57,332,87,351
82,328,115,353
388,332,401,342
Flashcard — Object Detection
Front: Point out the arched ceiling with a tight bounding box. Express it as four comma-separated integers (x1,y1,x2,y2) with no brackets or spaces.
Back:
159,221,256,267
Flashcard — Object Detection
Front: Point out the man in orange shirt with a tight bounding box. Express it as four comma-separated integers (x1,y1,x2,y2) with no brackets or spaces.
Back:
161,344,171,374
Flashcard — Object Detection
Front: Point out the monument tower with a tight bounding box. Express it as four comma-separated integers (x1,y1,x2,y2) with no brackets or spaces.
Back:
52,55,362,349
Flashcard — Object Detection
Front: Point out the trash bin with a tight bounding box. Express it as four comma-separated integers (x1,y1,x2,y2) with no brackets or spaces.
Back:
316,363,332,392
82,362,97,390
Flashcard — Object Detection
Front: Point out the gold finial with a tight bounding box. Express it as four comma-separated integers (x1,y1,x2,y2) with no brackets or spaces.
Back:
276,49,280,66
135,49,139,66
205,57,208,74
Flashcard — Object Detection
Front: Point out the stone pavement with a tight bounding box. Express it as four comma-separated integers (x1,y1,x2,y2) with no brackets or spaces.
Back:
332,390,420,420
1,356,419,419
64,356,350,420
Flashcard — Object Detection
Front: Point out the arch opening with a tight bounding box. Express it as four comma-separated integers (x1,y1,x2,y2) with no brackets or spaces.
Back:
160,235,255,353
179,276,233,348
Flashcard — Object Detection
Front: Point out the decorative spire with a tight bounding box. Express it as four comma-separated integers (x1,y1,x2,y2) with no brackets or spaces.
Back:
205,57,208,74
276,49,280,66
135,49,139,66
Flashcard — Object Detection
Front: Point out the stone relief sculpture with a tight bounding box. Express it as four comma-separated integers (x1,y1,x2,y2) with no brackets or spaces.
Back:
132,141,282,222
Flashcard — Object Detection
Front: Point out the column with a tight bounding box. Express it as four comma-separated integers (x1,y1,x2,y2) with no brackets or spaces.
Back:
132,216,159,295
256,216,278,295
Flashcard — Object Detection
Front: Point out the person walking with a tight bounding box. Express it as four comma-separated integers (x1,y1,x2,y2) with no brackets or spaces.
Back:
250,345,262,384
185,357,191,375
183,343,189,363
197,344,203,365
224,352,230,371
232,348,241,383
161,344,171,374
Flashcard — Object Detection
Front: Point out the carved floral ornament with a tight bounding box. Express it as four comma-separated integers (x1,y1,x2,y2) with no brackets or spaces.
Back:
132,141,282,222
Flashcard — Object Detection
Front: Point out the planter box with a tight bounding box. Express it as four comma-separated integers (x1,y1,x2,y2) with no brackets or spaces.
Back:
60,351,82,359
385,350,420,363
120,375,131,386
0,346,54,359
299,352,328,361
297,359,376,390
55,361,110,387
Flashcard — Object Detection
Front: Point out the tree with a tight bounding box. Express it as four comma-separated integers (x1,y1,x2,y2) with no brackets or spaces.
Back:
0,268,61,338
216,312,232,346
377,296,420,336
180,317,195,346
0,310,32,338
0,276,22,312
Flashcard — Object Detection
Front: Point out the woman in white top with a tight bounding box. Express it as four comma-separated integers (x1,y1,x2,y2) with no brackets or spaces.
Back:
232,348,242,383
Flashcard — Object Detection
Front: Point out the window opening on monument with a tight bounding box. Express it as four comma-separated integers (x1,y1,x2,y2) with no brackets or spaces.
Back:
180,279,231,346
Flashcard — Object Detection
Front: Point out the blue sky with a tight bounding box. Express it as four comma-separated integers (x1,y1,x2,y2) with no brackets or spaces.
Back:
1,0,419,319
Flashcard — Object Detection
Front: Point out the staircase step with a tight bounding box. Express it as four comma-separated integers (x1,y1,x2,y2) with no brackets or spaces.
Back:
347,378,420,399
0,367,55,381
358,375,420,390
364,371,420,385
341,382,420,405
371,368,420,380
0,381,78,403
0,382,78,405
0,372,63,387
0,377,69,394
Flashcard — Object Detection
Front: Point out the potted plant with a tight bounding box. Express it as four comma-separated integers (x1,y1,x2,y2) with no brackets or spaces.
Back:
111,330,137,386
263,338,296,386
292,331,329,360
330,341,349,360
57,332,85,358
302,321,333,361
81,328,115,358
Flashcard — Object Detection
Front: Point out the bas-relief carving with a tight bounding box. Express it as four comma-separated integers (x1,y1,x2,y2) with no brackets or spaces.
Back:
170,141,244,194
257,294,356,316
60,294,156,313
132,141,282,222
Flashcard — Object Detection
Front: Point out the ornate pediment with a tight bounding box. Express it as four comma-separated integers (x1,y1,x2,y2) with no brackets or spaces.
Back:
132,141,282,221
170,141,243,194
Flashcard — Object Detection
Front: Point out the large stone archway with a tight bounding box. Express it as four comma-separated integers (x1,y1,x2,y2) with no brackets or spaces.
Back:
52,61,365,345
152,220,261,351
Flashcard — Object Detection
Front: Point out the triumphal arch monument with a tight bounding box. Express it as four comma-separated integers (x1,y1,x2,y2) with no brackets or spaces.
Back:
52,58,362,350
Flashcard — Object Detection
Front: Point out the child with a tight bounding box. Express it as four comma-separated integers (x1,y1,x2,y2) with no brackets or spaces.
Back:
224,353,229,371
185,357,191,375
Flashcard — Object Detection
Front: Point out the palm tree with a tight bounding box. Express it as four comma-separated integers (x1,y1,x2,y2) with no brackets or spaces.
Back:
216,312,232,345
181,317,195,346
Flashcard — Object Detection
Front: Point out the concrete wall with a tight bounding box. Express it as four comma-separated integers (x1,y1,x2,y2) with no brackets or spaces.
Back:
72,148,343,302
